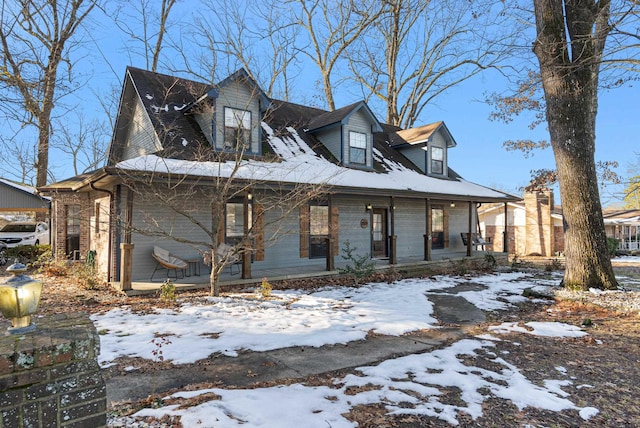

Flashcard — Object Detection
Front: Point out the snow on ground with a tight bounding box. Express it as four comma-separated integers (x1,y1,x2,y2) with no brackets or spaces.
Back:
100,271,600,426
94,271,556,366
126,327,597,427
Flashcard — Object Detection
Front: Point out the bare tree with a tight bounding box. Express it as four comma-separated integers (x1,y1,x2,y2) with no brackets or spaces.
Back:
50,113,109,175
0,0,98,187
110,0,178,73
0,137,38,185
289,0,384,110
184,0,302,99
346,0,512,128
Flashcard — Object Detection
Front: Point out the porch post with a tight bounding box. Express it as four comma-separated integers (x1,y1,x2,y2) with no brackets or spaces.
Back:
389,197,397,264
466,202,473,257
241,190,252,279
503,202,509,253
325,237,334,271
119,243,134,291
424,198,432,261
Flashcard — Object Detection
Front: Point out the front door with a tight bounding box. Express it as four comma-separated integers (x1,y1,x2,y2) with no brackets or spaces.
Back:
371,208,388,258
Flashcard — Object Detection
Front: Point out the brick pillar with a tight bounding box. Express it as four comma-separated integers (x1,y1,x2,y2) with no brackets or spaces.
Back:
524,189,554,256
0,313,106,427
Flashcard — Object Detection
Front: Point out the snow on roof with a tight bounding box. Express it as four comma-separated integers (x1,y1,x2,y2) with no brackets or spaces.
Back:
116,123,513,200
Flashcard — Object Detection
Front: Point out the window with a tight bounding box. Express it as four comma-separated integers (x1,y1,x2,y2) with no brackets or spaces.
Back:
224,107,251,149
66,204,81,259
431,206,444,249
309,204,329,258
226,202,252,245
431,146,444,174
349,131,367,165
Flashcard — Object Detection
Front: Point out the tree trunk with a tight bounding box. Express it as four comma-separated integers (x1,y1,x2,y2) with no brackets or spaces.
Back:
533,0,617,290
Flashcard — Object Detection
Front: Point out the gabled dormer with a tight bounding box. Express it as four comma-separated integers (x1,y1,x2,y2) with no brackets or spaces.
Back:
392,121,457,176
184,68,271,156
306,101,383,170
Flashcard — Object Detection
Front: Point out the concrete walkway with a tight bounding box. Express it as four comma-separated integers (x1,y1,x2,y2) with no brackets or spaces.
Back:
104,292,487,406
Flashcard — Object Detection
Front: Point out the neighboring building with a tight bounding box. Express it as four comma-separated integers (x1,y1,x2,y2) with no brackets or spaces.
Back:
603,210,640,253
478,189,564,256
40,67,517,289
0,178,50,227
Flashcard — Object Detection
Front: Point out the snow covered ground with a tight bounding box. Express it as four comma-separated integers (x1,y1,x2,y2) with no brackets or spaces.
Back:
98,271,601,426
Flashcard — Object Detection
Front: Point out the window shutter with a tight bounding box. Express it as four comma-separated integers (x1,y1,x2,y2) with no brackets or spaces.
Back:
254,203,265,261
444,209,450,248
330,206,339,255
299,205,309,258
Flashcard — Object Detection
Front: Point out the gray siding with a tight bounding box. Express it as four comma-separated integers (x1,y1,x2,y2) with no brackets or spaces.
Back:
194,106,214,145
0,182,49,210
446,205,469,250
334,195,376,257
215,81,261,154
129,189,213,281
399,147,426,173
314,128,341,162
123,97,160,160
393,198,426,258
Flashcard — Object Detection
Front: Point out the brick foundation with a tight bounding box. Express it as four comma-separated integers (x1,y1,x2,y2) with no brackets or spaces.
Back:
0,313,106,427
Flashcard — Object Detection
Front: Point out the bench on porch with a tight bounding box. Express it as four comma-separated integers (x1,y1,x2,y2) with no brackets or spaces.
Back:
460,233,490,251
151,246,188,281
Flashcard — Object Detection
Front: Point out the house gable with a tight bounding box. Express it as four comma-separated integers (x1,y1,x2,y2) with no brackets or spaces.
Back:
109,67,213,165
392,122,456,176
306,101,383,170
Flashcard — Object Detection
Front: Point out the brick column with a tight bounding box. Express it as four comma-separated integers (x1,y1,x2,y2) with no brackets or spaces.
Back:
0,313,106,427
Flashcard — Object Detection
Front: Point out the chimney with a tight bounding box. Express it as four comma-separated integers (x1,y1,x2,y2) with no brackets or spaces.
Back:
524,189,554,256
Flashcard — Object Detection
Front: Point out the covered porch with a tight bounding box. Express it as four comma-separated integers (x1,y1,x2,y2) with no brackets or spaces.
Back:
603,211,640,253
118,250,505,296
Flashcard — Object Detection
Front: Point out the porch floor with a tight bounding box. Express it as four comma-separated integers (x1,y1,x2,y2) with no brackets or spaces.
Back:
118,251,504,296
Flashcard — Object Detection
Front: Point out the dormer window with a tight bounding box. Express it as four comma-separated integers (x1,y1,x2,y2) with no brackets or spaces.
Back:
349,131,367,165
224,107,251,149
431,146,444,174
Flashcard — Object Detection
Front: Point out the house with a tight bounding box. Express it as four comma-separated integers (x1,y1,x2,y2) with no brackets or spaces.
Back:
603,209,640,254
0,178,50,227
478,189,564,256
39,67,517,290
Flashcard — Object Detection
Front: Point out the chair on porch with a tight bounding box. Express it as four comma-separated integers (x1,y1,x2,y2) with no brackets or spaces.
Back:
151,246,188,281
460,233,490,251
215,243,241,275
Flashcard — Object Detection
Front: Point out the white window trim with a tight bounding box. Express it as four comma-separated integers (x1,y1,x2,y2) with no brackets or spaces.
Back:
223,107,252,149
348,131,367,165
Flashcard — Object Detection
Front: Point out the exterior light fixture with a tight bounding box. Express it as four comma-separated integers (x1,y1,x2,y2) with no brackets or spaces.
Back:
365,204,372,211
247,193,253,201
450,202,456,208
0,261,43,334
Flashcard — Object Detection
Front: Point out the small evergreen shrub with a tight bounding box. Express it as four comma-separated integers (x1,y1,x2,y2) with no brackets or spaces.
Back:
338,240,376,285
606,237,619,256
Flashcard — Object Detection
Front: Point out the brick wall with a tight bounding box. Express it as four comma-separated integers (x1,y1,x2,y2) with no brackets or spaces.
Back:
0,313,106,427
